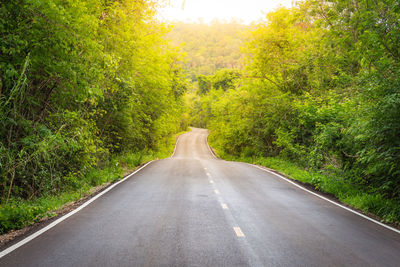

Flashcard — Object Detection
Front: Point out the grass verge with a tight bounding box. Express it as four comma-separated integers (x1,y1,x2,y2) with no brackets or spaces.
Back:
0,131,187,236
210,141,400,227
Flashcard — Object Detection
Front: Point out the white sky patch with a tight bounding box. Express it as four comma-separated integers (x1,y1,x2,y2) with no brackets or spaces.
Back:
159,0,294,24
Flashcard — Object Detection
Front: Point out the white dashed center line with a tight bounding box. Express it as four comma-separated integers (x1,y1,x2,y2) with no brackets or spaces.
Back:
204,169,245,240
233,227,245,237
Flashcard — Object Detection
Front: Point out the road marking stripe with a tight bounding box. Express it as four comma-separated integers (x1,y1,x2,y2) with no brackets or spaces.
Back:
171,133,183,157
206,136,217,159
207,132,400,235
0,161,155,258
249,164,400,235
233,227,245,237
221,203,228,210
214,189,220,195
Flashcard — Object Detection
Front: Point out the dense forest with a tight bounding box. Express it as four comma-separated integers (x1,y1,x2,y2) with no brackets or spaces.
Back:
166,21,248,77
1,0,400,234
0,0,188,233
187,1,400,224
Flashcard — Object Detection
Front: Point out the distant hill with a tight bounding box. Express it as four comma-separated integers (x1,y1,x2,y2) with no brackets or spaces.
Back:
166,21,249,78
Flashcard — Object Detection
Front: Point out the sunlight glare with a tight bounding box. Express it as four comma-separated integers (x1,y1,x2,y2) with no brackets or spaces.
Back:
159,0,294,24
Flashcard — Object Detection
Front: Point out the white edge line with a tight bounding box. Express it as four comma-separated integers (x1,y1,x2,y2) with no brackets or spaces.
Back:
206,130,400,235
248,163,400,235
0,160,155,258
171,130,192,158
171,134,182,157
205,134,217,159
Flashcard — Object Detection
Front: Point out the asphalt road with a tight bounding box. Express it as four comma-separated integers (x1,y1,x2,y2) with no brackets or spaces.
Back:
1,128,400,266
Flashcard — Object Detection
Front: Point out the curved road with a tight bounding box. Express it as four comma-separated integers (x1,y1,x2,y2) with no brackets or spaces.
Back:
1,128,400,266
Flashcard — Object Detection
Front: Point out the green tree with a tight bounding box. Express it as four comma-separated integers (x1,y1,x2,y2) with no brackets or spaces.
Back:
0,0,187,202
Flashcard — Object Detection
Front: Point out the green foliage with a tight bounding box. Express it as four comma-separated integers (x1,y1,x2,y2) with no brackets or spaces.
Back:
196,69,239,94
0,0,187,227
0,192,82,234
210,69,240,91
188,1,400,223
197,75,212,94
166,21,248,77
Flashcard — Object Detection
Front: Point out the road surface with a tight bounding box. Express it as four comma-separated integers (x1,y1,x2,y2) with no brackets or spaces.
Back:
1,128,400,266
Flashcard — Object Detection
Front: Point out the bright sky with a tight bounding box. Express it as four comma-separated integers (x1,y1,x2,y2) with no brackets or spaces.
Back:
158,0,294,24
